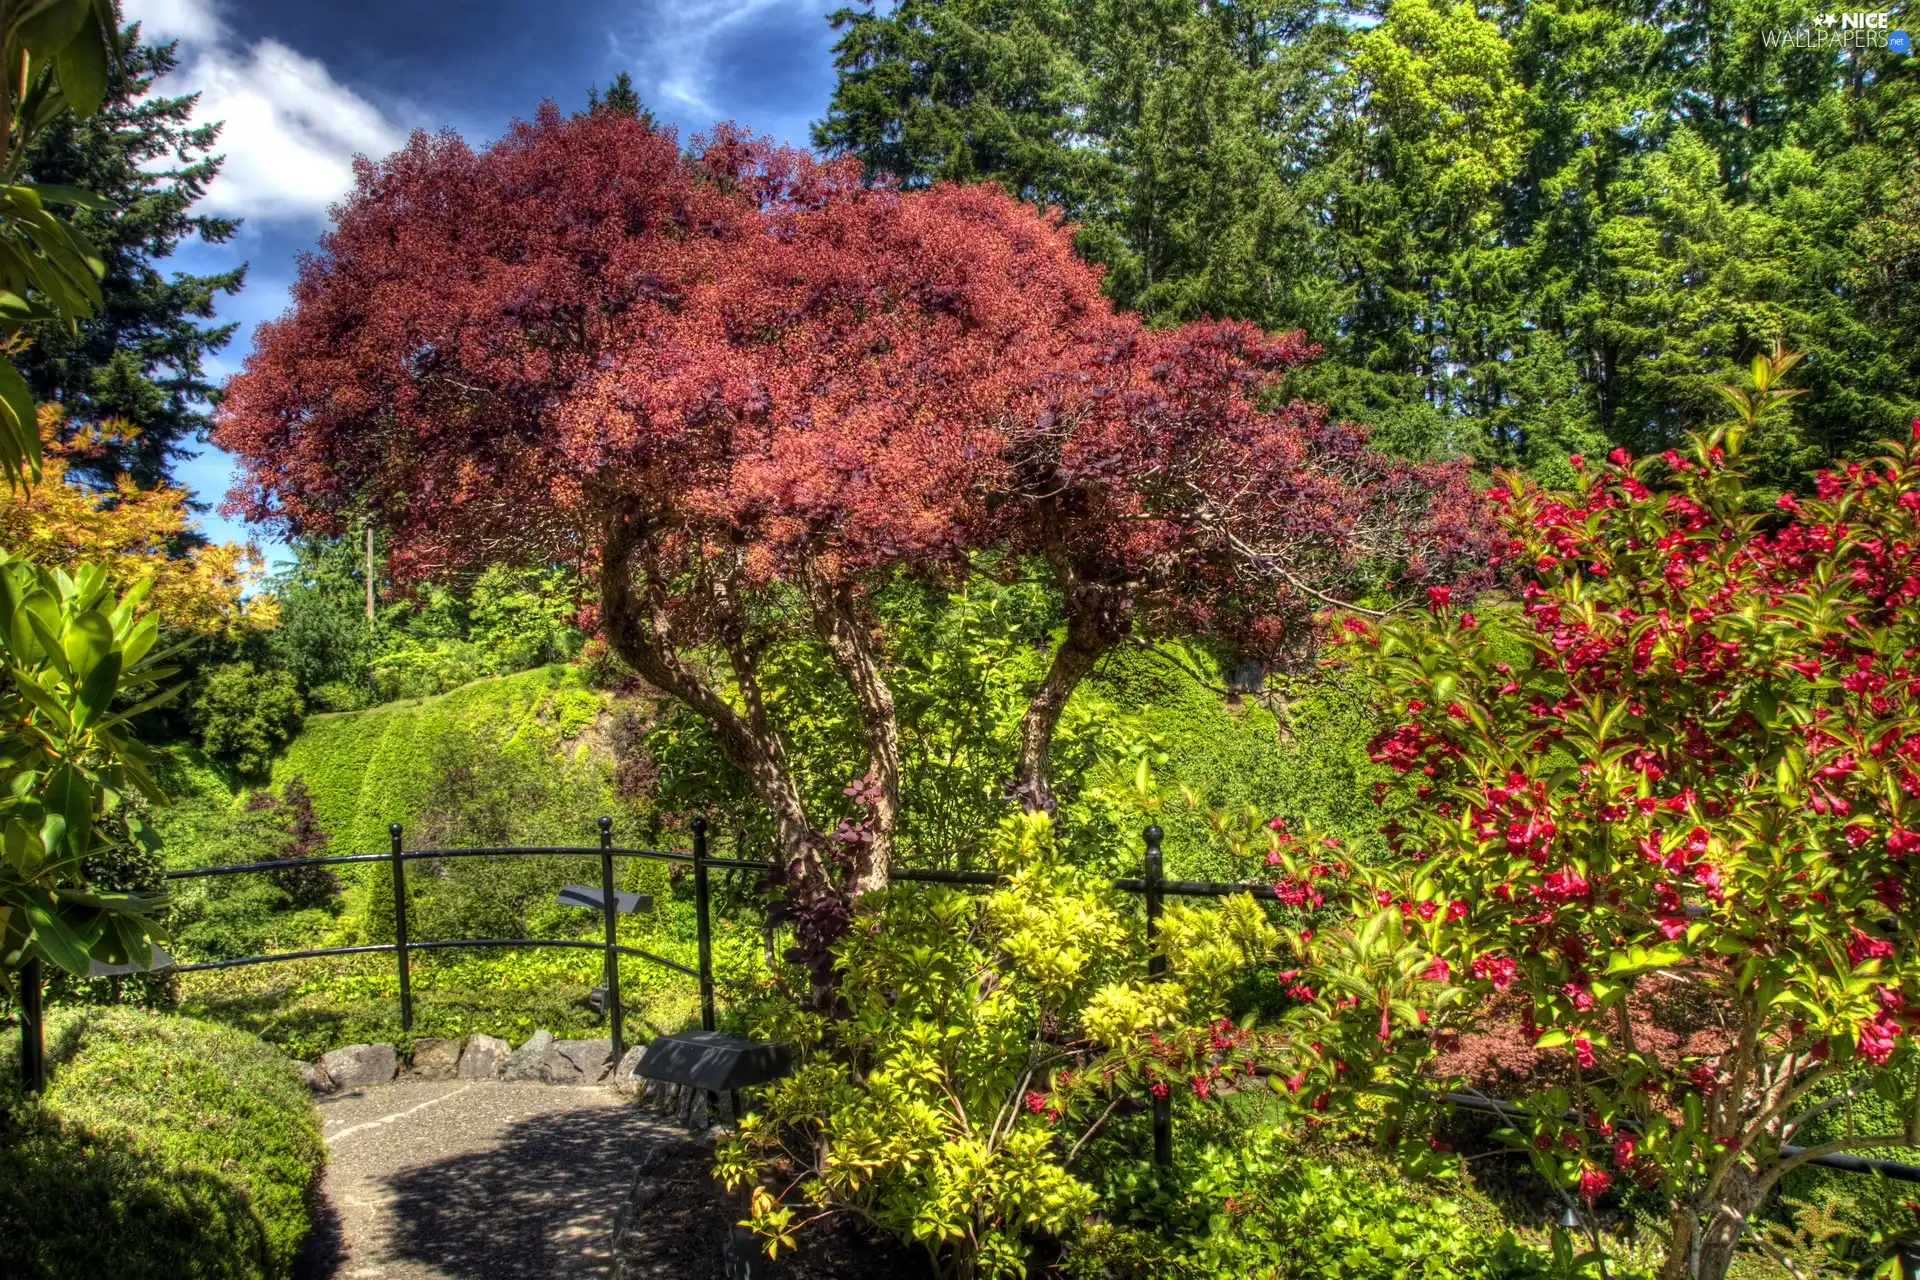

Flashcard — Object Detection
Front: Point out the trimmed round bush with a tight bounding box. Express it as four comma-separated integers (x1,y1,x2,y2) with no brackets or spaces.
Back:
0,1007,325,1279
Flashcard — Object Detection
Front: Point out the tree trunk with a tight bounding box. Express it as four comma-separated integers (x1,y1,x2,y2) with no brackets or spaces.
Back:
801,567,899,896
1662,1164,1769,1280
598,514,815,869
1014,568,1131,807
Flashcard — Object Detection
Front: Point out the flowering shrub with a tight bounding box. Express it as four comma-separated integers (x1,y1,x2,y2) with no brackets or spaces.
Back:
715,812,1253,1279
1291,350,1920,1280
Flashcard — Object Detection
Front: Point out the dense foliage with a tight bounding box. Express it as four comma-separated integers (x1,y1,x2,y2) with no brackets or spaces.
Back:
18,15,243,490
718,813,1177,1277
0,408,272,633
0,1007,324,1279
188,661,304,778
1282,352,1920,1278
817,0,1920,481
0,0,125,485
1073,1130,1554,1279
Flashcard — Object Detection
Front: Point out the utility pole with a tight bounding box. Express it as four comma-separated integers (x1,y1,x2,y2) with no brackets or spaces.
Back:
364,525,377,703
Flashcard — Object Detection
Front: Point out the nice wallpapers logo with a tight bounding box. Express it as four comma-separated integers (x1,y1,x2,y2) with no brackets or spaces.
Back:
1765,11,1913,51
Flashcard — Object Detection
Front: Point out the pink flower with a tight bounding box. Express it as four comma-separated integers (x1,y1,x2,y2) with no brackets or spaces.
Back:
1024,1091,1048,1114
1446,899,1468,921
1472,954,1517,990
1149,1081,1169,1099
1848,928,1895,969
1427,585,1452,611
1577,1167,1612,1202
1539,868,1590,901
1422,957,1451,983
1573,1036,1596,1069
1563,981,1594,1012
1860,1012,1901,1065
1611,1135,1636,1169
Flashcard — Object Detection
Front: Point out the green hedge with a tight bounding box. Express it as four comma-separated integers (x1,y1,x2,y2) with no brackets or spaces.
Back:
273,663,608,856
0,1008,325,1280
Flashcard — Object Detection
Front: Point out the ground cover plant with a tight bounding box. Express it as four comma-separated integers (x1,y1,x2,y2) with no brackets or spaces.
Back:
0,1006,324,1279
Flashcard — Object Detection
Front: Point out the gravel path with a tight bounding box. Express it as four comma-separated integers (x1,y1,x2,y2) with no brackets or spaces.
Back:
295,1080,671,1280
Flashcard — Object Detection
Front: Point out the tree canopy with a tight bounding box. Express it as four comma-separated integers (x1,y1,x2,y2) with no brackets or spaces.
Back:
816,0,1920,488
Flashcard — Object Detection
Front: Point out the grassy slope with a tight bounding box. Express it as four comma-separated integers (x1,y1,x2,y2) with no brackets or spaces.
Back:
271,663,606,855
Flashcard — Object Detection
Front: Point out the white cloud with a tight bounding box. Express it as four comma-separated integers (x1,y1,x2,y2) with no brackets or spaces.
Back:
127,0,223,43
124,0,407,222
609,0,812,131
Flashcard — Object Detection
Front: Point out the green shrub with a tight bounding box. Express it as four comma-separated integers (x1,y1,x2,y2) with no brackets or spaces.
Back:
272,663,611,857
1071,1128,1559,1279
0,1007,324,1280
718,812,1240,1279
168,779,342,961
190,661,306,778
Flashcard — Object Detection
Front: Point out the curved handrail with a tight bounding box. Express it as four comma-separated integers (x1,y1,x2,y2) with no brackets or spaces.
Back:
164,937,700,980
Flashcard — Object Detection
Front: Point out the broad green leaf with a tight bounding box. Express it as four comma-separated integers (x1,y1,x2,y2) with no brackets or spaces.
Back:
15,0,90,57
40,763,90,857
23,897,94,974
73,649,120,727
52,16,110,118
63,608,111,678
23,183,111,211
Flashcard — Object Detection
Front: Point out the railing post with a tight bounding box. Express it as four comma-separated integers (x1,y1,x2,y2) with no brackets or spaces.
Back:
1144,824,1170,1166
599,815,623,1063
693,816,715,1033
390,822,412,1033
19,955,45,1094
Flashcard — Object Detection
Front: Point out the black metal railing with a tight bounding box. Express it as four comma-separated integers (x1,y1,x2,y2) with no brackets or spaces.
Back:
149,815,730,1063
15,816,1920,1202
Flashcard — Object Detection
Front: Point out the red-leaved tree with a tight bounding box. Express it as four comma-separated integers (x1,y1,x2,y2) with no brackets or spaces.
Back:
216,106,1479,973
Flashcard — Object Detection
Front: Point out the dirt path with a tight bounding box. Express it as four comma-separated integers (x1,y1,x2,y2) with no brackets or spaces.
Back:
295,1081,671,1280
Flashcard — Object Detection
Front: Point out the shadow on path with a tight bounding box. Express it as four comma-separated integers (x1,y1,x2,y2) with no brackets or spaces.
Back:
374,1100,657,1279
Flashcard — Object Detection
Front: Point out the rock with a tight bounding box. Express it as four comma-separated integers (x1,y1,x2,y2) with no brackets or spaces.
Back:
611,1044,647,1095
457,1033,510,1080
301,1060,335,1094
552,1038,613,1084
410,1036,463,1080
320,1042,397,1090
502,1029,556,1082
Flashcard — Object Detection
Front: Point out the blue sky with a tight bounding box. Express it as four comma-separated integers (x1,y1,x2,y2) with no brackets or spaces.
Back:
125,0,849,563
